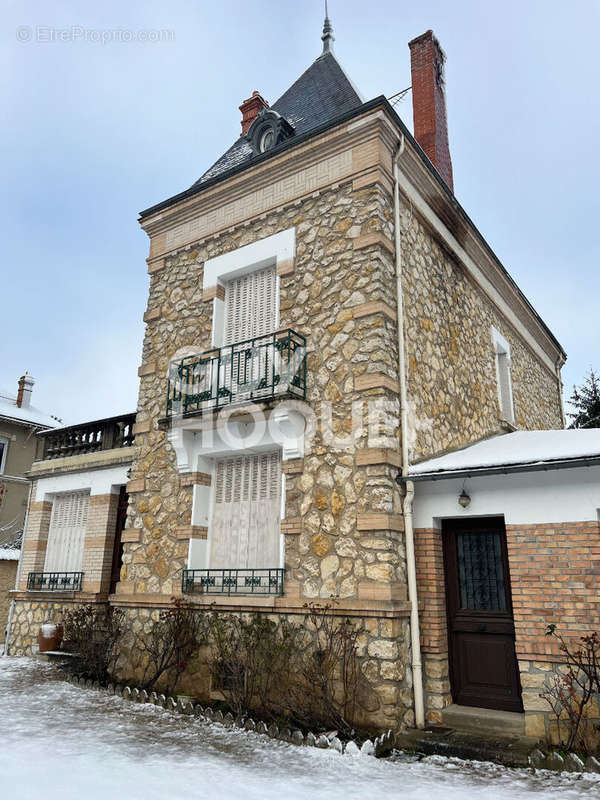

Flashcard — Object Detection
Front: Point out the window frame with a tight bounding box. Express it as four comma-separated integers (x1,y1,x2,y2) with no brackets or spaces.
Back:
0,436,8,474
491,327,515,425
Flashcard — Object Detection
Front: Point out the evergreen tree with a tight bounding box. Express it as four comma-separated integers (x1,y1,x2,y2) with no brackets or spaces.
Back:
568,368,600,429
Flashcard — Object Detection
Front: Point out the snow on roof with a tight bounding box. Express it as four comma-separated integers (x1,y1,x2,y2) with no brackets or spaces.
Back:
409,429,600,477
0,548,20,561
0,390,59,429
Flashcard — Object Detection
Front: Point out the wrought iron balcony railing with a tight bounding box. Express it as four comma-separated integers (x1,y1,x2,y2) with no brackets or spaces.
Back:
181,568,285,596
166,329,306,417
37,413,136,461
27,571,84,592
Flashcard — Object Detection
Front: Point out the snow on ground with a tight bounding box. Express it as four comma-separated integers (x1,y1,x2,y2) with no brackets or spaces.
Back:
1,658,598,800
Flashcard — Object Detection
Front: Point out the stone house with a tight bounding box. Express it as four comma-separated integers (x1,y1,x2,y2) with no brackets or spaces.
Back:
7,20,598,741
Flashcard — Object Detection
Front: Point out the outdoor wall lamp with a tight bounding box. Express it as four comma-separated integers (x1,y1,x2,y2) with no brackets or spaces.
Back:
458,489,471,508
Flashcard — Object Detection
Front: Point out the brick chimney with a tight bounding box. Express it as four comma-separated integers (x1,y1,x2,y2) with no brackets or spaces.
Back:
408,30,454,193
239,91,269,135
16,372,34,408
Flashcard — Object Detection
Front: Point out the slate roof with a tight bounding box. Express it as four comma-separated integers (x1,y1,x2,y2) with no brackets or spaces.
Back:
194,51,363,186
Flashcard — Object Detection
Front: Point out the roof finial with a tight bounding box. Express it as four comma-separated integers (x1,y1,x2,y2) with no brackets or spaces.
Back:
321,0,334,54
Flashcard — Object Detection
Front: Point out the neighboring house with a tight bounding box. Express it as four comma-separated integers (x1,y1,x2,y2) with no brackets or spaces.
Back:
0,373,58,634
0,547,19,641
7,18,598,743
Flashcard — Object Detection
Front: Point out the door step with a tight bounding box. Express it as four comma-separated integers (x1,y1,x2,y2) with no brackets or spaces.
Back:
442,703,525,737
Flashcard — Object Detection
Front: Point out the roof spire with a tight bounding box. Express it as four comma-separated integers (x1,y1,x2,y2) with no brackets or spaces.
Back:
321,0,334,54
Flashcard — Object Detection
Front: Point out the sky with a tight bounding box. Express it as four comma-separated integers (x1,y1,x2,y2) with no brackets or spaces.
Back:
2,0,599,426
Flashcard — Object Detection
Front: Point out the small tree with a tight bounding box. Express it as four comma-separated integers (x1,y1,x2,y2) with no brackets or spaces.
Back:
568,369,600,429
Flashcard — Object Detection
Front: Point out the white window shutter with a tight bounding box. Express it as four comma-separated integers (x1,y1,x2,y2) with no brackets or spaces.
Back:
44,491,89,573
210,452,281,569
224,266,276,345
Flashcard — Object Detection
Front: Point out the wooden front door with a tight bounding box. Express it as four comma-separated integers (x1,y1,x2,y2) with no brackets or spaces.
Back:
109,486,129,595
443,517,522,712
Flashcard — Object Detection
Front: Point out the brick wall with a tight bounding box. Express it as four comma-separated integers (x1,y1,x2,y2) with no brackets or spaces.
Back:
506,520,600,660
415,519,600,732
82,493,119,594
18,491,52,591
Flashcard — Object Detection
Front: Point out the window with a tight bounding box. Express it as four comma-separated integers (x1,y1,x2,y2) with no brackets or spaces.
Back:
0,436,7,473
492,327,514,425
209,452,281,569
224,266,277,344
44,491,89,573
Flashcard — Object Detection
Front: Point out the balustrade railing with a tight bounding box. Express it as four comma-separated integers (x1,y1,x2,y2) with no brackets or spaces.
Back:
27,572,84,592
181,568,285,596
37,413,136,461
166,329,306,417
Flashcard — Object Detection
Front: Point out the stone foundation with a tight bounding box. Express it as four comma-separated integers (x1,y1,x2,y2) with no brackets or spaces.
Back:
7,596,415,732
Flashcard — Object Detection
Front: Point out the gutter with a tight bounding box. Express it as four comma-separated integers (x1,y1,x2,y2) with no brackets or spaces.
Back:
394,136,425,730
401,455,600,483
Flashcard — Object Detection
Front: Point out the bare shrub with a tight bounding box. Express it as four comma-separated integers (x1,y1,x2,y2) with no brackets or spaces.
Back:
206,602,367,734
62,604,124,684
287,602,363,734
541,626,600,754
206,610,299,717
139,598,206,694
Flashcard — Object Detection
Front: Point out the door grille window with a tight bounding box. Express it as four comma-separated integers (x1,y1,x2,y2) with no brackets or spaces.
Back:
457,531,506,612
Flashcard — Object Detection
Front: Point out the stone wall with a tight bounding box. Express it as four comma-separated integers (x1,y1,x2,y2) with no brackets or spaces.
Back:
111,603,414,731
0,559,17,636
400,204,563,462
125,179,406,604
7,597,82,654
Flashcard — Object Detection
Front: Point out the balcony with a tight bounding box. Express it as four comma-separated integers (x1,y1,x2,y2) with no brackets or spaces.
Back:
27,572,84,592
181,568,285,596
37,413,136,461
166,329,306,418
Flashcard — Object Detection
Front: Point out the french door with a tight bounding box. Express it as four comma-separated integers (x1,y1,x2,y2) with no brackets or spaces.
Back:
209,451,281,569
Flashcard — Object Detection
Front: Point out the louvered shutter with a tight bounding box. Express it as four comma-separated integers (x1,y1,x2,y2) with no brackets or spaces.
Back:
210,451,281,569
223,266,276,344
44,491,89,573
220,267,277,401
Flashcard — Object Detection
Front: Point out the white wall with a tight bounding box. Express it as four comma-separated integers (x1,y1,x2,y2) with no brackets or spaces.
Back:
35,465,130,501
413,465,600,528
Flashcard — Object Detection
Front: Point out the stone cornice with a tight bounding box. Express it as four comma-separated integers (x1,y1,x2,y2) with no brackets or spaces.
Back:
140,109,390,258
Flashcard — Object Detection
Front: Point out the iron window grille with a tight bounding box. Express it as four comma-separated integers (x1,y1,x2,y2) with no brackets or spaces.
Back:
27,571,84,592
181,568,284,596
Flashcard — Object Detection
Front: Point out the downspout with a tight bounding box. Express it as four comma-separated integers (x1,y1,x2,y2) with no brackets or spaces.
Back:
394,136,425,729
3,480,32,656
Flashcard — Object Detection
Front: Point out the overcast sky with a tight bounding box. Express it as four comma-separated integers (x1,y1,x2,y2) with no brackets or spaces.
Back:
2,0,599,425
